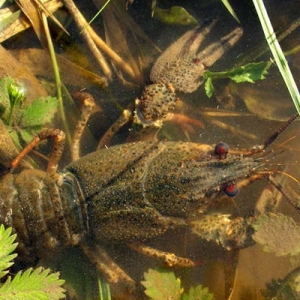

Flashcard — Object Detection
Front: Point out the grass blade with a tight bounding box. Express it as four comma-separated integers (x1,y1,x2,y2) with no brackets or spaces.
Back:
252,0,300,115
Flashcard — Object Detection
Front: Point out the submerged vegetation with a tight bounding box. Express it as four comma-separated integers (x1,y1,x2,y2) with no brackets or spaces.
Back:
142,268,214,300
0,225,65,300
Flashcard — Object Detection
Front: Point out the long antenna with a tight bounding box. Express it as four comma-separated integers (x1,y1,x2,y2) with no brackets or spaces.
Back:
263,113,299,149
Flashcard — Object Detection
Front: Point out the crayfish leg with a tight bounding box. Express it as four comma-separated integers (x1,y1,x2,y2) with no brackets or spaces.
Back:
79,242,136,292
71,92,95,161
127,242,196,267
97,108,133,149
10,128,65,175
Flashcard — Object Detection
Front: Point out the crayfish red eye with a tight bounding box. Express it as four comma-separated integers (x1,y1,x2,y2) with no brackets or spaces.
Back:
223,182,239,197
214,142,229,160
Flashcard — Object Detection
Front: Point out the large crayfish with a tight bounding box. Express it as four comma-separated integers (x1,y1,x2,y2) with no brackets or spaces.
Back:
0,134,257,259
0,113,298,290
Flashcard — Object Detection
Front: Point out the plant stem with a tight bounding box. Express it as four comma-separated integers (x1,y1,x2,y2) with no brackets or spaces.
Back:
7,104,15,127
41,12,71,146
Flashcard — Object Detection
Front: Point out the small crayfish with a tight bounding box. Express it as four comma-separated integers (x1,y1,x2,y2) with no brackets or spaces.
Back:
136,19,242,126
99,20,243,147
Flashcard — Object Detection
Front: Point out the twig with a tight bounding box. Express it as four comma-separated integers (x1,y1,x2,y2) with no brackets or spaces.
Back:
63,0,138,81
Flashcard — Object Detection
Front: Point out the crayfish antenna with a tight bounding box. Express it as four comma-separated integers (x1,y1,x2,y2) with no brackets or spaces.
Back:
268,176,300,214
263,113,298,150
254,112,300,214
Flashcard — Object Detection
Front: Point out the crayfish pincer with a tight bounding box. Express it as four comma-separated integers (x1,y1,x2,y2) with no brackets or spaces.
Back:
0,114,298,292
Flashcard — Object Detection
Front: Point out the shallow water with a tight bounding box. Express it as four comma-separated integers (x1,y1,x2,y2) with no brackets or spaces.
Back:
2,0,300,299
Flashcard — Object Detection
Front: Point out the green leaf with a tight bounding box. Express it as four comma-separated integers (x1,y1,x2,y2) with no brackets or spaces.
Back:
19,96,58,128
204,61,271,88
153,6,198,26
141,269,182,300
0,267,65,300
252,213,300,256
204,77,214,98
227,62,271,83
203,62,271,97
182,285,214,300
0,225,18,279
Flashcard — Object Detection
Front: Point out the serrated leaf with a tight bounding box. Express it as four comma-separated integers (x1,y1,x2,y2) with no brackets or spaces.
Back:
182,285,214,300
227,62,271,83
19,96,58,128
0,225,18,279
141,269,182,300
0,267,65,300
252,213,300,256
153,6,198,26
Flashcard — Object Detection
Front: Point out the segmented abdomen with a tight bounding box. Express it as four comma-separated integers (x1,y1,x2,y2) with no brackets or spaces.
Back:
0,169,87,262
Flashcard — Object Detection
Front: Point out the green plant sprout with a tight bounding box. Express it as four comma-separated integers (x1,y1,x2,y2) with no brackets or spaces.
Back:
0,224,65,300
7,82,25,127
0,76,58,148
